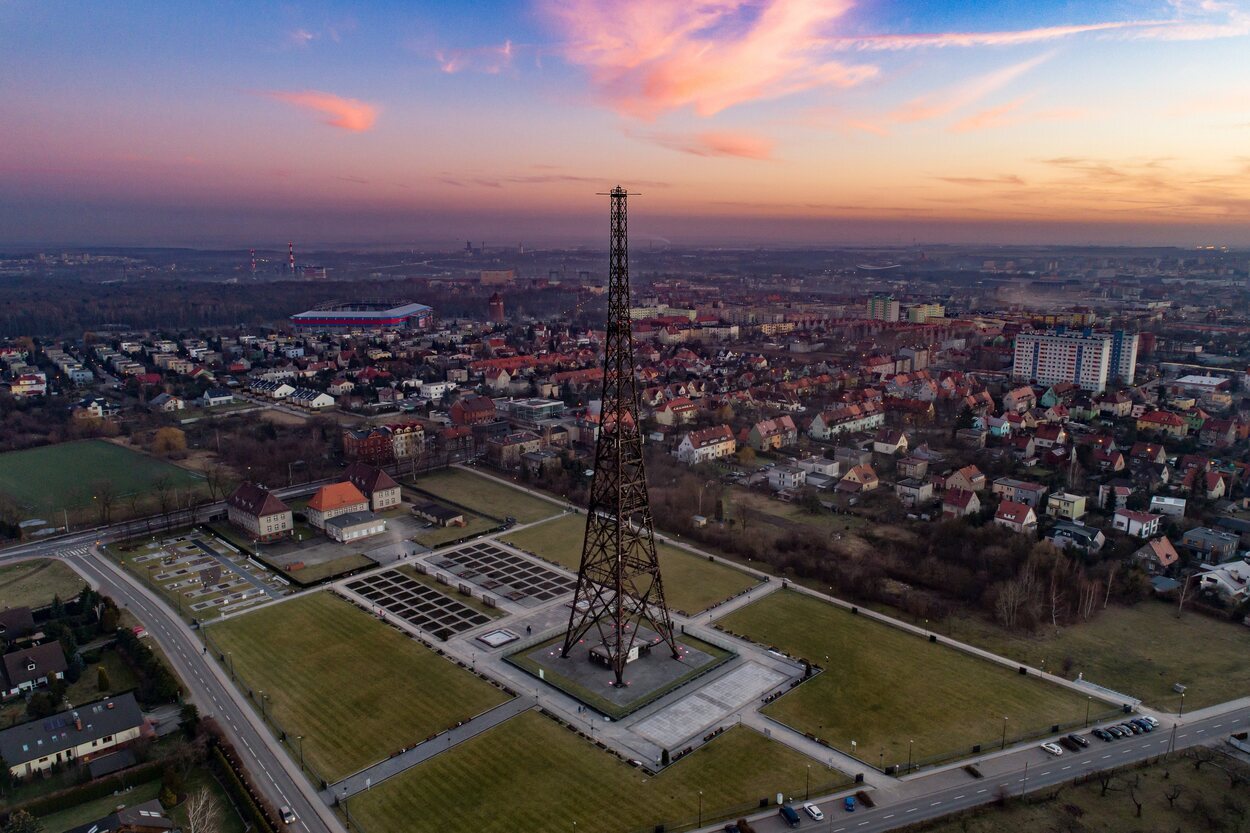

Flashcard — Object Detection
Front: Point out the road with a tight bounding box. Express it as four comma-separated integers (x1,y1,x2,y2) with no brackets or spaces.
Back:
732,708,1250,833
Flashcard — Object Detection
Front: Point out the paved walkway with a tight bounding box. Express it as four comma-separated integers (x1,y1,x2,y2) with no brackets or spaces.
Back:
321,698,532,802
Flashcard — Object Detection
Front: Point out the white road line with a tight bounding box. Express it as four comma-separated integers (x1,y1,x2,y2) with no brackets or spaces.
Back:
1214,724,1223,728
953,795,965,800
883,814,894,819
1040,771,1050,776
976,789,987,794
906,808,917,814
930,801,942,806
1101,754,1111,759
1061,765,1071,770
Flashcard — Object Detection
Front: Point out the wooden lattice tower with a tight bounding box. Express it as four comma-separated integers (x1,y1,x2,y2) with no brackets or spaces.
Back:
560,186,679,685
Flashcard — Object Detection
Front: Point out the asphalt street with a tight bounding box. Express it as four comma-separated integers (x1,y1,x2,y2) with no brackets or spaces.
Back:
731,708,1249,833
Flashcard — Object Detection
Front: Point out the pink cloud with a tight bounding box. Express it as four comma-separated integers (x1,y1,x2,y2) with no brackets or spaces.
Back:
832,20,1172,51
263,90,380,132
890,52,1055,124
950,97,1088,132
541,0,876,119
437,40,515,74
633,129,775,159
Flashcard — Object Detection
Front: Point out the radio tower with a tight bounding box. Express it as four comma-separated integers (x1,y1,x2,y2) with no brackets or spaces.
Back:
561,187,678,686
249,249,257,275
288,241,296,275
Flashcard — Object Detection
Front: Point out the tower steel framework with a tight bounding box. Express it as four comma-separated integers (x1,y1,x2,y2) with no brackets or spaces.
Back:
560,187,679,685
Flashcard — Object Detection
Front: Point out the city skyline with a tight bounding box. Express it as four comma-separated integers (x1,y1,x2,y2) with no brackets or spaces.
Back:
2,0,1250,247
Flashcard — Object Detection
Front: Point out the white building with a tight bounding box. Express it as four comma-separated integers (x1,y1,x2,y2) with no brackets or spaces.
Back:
768,465,807,492
1012,330,1113,392
675,425,736,465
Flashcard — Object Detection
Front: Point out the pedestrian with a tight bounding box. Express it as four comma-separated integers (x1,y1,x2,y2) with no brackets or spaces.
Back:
526,625,532,635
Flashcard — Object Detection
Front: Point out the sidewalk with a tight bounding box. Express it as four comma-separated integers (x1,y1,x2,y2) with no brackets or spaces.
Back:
321,698,532,802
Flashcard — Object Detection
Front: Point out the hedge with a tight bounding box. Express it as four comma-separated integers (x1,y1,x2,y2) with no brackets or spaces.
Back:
211,745,277,833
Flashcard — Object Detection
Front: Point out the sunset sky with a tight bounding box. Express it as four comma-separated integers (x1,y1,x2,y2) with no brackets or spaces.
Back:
2,0,1249,247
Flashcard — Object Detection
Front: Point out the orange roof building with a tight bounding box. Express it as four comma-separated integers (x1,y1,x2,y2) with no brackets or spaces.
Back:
306,482,369,529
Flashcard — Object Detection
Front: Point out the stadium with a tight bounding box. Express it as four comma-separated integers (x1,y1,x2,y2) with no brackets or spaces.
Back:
289,300,434,332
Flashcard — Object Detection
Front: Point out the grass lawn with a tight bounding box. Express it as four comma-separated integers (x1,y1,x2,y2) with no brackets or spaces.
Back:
718,591,1103,768
0,559,87,610
38,770,245,833
0,439,203,517
408,468,560,523
206,591,509,782
946,601,1250,712
503,515,759,614
395,566,503,618
283,552,374,584
350,711,841,833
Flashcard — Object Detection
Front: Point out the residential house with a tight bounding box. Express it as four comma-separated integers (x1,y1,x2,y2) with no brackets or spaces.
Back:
837,464,879,494
1008,434,1037,460
343,426,396,465
1149,495,1187,517
0,608,35,641
872,428,908,456
807,403,884,440
1003,386,1037,414
895,478,934,508
676,425,736,465
2,643,67,698
1181,527,1241,563
1199,418,1237,449
942,465,987,493
306,482,370,530
147,393,184,412
1112,508,1162,538
992,478,1048,508
225,482,292,542
0,693,146,778
768,465,807,492
1046,491,1088,521
1132,537,1179,574
942,488,980,519
288,388,336,409
343,463,402,512
200,387,234,407
834,446,872,470
796,456,839,478
747,416,798,451
63,799,175,833
897,456,929,480
1137,410,1188,438
653,397,699,427
1033,424,1066,450
1047,521,1106,553
1129,442,1168,467
1197,560,1250,603
994,501,1038,535
1091,448,1126,472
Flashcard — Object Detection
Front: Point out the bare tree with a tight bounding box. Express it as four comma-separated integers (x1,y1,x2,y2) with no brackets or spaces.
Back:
1048,552,1068,627
92,479,117,525
1103,562,1119,609
1163,784,1183,808
204,465,229,502
1126,777,1142,818
183,786,221,833
153,474,175,522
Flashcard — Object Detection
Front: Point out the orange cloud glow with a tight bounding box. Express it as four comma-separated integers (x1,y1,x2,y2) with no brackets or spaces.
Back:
633,129,775,159
542,0,876,119
264,90,379,132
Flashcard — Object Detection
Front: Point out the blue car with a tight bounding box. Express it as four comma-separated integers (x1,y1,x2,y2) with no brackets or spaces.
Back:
844,796,857,812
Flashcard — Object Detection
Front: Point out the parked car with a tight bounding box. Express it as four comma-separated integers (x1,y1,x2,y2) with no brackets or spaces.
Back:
1040,742,1064,756
843,796,857,812
1059,736,1080,752
1106,726,1125,739
1122,722,1143,735
1131,718,1153,733
1067,733,1090,748
1142,715,1160,728
1093,728,1113,741
803,803,824,822
778,805,801,828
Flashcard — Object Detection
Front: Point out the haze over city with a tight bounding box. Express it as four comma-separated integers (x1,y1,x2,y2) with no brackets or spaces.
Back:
2,0,1250,247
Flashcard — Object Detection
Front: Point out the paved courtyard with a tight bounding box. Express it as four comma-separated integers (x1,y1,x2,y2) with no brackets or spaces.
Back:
430,542,575,605
346,569,495,635
631,661,788,749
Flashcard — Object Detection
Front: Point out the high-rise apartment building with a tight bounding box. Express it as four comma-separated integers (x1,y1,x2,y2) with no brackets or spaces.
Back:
1109,330,1139,385
906,303,945,323
1012,329,1114,392
867,296,900,322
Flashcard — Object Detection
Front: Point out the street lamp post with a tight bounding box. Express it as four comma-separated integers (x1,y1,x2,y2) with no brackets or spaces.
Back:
1179,692,1186,718
698,790,703,826
806,765,811,799
227,651,235,680
297,734,305,771
1002,716,1009,750
1085,696,1092,727
907,739,914,773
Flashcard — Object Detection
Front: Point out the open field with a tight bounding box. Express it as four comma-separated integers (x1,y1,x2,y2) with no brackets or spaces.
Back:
281,552,374,584
503,515,759,613
917,749,1250,833
350,711,842,833
206,591,509,781
948,601,1250,712
718,591,1105,768
0,559,87,609
0,439,204,517
409,468,560,523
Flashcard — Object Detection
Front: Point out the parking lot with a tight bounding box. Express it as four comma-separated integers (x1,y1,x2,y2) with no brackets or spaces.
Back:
430,542,575,604
346,568,495,635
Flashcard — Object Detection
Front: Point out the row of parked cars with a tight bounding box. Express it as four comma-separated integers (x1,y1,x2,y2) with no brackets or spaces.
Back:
1041,715,1160,755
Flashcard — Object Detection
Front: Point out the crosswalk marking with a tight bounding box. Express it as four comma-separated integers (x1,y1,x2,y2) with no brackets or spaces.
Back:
58,546,90,558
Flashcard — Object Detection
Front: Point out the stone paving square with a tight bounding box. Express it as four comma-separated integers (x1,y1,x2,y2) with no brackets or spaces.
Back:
346,569,492,635
631,662,788,749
